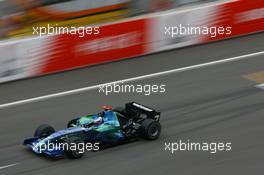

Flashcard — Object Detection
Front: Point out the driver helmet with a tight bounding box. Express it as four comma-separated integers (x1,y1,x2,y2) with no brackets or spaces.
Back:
100,106,112,117
102,106,112,111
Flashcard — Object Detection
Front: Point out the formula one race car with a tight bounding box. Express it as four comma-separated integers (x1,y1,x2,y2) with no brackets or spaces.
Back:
24,102,161,159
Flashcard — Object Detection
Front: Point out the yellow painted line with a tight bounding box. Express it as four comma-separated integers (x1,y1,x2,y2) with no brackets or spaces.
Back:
243,71,264,83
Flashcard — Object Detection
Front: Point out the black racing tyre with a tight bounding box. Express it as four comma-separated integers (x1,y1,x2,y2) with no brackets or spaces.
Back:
64,137,84,159
141,119,161,140
34,124,55,138
67,118,79,128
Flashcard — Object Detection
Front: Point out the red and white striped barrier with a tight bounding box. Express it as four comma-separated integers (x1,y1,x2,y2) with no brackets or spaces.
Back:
0,0,263,83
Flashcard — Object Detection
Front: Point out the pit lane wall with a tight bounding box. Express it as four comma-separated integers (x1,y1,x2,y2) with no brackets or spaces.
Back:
0,0,263,83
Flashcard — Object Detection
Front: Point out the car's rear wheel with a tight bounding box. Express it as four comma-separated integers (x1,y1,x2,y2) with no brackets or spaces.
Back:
141,119,161,140
64,137,84,159
34,124,55,138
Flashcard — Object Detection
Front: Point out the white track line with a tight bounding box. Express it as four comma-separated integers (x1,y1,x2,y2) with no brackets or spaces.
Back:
0,51,263,109
0,163,18,170
256,84,264,90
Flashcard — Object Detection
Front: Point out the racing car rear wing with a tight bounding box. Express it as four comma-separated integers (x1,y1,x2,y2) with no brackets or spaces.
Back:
125,102,161,121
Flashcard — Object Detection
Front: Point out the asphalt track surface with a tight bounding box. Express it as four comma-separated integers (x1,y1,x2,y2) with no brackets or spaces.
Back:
0,33,264,175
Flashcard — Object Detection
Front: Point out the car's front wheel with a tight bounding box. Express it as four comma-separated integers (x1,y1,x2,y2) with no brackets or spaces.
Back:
64,137,84,159
34,124,55,138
